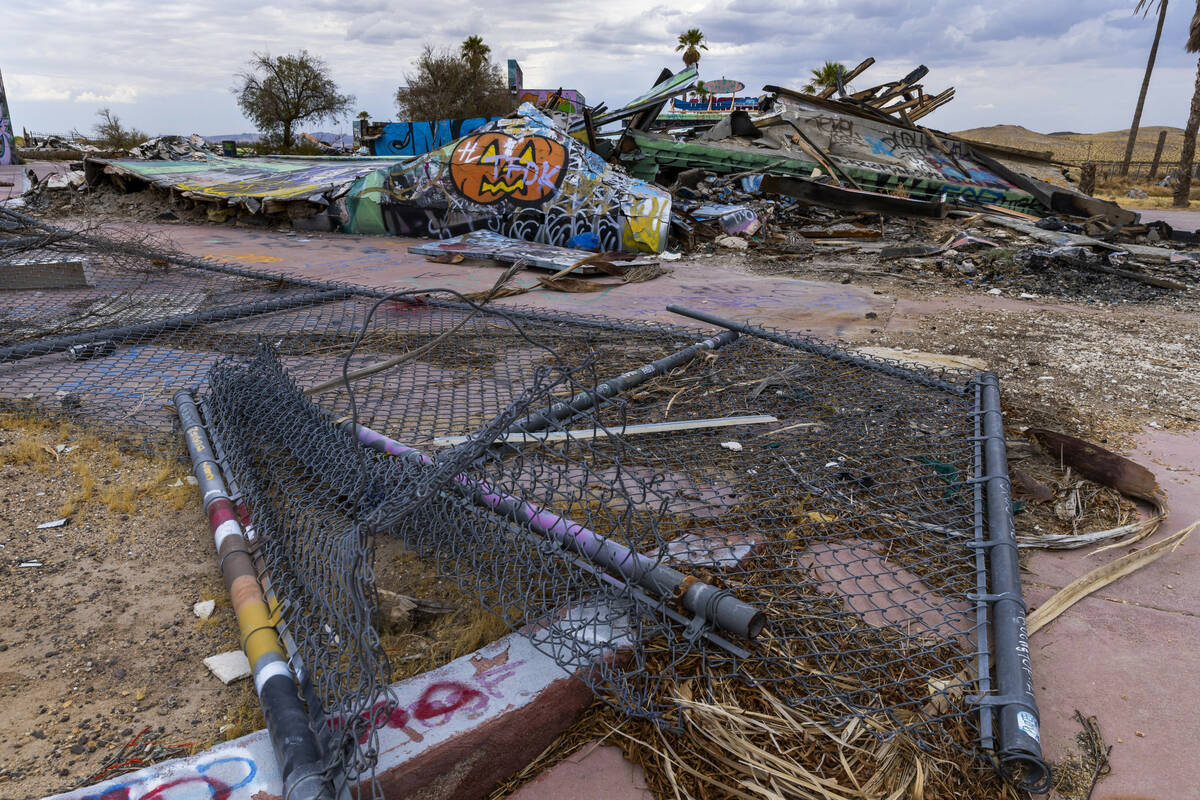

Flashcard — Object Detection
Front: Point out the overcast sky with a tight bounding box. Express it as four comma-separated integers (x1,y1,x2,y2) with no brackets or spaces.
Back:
4,0,1200,138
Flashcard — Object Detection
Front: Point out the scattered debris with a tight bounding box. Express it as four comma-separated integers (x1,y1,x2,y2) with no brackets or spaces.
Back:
1028,521,1196,635
36,518,68,529
193,599,215,619
125,134,212,161
202,650,252,684
1021,428,1169,550
409,231,658,273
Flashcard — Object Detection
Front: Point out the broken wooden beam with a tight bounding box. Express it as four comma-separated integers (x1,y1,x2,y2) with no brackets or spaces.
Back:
759,173,948,219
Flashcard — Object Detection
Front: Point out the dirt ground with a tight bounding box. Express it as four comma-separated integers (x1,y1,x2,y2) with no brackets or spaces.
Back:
0,414,244,799
0,412,511,800
733,220,1200,446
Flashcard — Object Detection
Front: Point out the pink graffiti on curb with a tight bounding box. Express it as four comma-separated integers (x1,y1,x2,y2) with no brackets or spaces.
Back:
335,656,528,745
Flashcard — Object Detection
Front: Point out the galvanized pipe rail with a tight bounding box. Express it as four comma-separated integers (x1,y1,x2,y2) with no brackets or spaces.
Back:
0,288,349,363
666,304,966,396
974,373,1051,792
176,390,331,800
493,329,739,441
340,420,765,643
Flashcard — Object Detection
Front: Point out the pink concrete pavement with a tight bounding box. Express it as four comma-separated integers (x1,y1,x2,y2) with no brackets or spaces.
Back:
506,741,652,800
1,160,70,200
133,223,887,340
1134,206,1200,231
1026,427,1200,800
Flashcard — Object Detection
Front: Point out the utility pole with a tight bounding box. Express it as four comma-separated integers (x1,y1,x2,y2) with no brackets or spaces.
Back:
0,66,21,165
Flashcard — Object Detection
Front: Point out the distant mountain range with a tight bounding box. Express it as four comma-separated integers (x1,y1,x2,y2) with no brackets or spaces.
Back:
202,132,353,146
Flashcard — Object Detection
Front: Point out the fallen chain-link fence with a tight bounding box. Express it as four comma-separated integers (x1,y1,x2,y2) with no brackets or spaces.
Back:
1,209,1049,797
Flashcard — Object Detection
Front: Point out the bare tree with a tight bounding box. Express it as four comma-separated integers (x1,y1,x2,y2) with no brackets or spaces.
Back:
395,38,512,122
234,51,354,150
1122,1,1169,176
93,108,147,150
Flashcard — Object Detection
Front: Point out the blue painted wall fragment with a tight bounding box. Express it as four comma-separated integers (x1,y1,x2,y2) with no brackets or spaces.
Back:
367,117,500,157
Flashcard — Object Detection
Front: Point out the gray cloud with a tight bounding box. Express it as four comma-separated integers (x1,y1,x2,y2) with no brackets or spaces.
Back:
3,0,1199,138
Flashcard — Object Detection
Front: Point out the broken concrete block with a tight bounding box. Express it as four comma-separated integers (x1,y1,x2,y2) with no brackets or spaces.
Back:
0,255,92,290
203,650,251,684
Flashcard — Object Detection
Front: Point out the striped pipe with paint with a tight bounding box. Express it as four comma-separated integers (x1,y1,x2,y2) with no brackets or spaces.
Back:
339,419,765,642
175,390,330,800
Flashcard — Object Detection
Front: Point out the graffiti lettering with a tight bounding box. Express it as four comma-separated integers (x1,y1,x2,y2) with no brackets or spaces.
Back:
412,681,487,722
330,657,526,748
450,133,568,206
370,117,499,157
0,73,17,166
68,755,258,800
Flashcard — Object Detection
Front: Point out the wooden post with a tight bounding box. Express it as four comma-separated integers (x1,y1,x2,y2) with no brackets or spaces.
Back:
1148,129,1168,180
1079,162,1097,196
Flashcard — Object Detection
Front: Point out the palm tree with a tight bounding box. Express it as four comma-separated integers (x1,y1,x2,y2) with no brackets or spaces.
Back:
676,29,708,68
1121,1,1169,176
460,35,490,72
803,61,847,94
1173,1,1200,206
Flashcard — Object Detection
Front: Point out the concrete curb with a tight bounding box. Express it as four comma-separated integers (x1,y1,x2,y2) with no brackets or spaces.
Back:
45,634,590,800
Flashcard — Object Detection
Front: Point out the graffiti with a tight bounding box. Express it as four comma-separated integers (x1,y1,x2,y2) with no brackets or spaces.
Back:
0,70,15,166
343,104,670,252
64,754,260,800
369,117,498,157
99,157,384,205
449,133,568,205
334,654,527,746
813,114,855,147
688,202,759,235
517,88,585,115
507,58,523,93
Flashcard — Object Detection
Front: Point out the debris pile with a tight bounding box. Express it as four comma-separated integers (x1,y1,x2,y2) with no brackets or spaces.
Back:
14,62,1195,303
6,55,1199,800
124,134,212,161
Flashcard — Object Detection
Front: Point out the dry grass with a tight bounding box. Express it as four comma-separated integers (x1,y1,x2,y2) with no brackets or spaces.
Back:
955,124,1186,164
217,684,267,742
0,410,195,519
495,673,1021,800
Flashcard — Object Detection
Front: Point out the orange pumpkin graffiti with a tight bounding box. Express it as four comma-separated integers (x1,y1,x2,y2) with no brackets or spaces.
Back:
449,133,568,206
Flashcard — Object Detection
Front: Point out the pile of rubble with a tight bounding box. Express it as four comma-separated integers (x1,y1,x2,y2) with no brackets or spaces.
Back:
18,132,211,162
12,62,1199,304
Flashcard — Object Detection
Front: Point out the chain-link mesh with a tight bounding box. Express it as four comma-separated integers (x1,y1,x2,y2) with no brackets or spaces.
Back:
1,211,1041,794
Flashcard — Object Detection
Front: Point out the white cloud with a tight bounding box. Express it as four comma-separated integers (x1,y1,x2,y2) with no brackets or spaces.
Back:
75,86,139,104
3,0,1199,137
7,74,72,102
